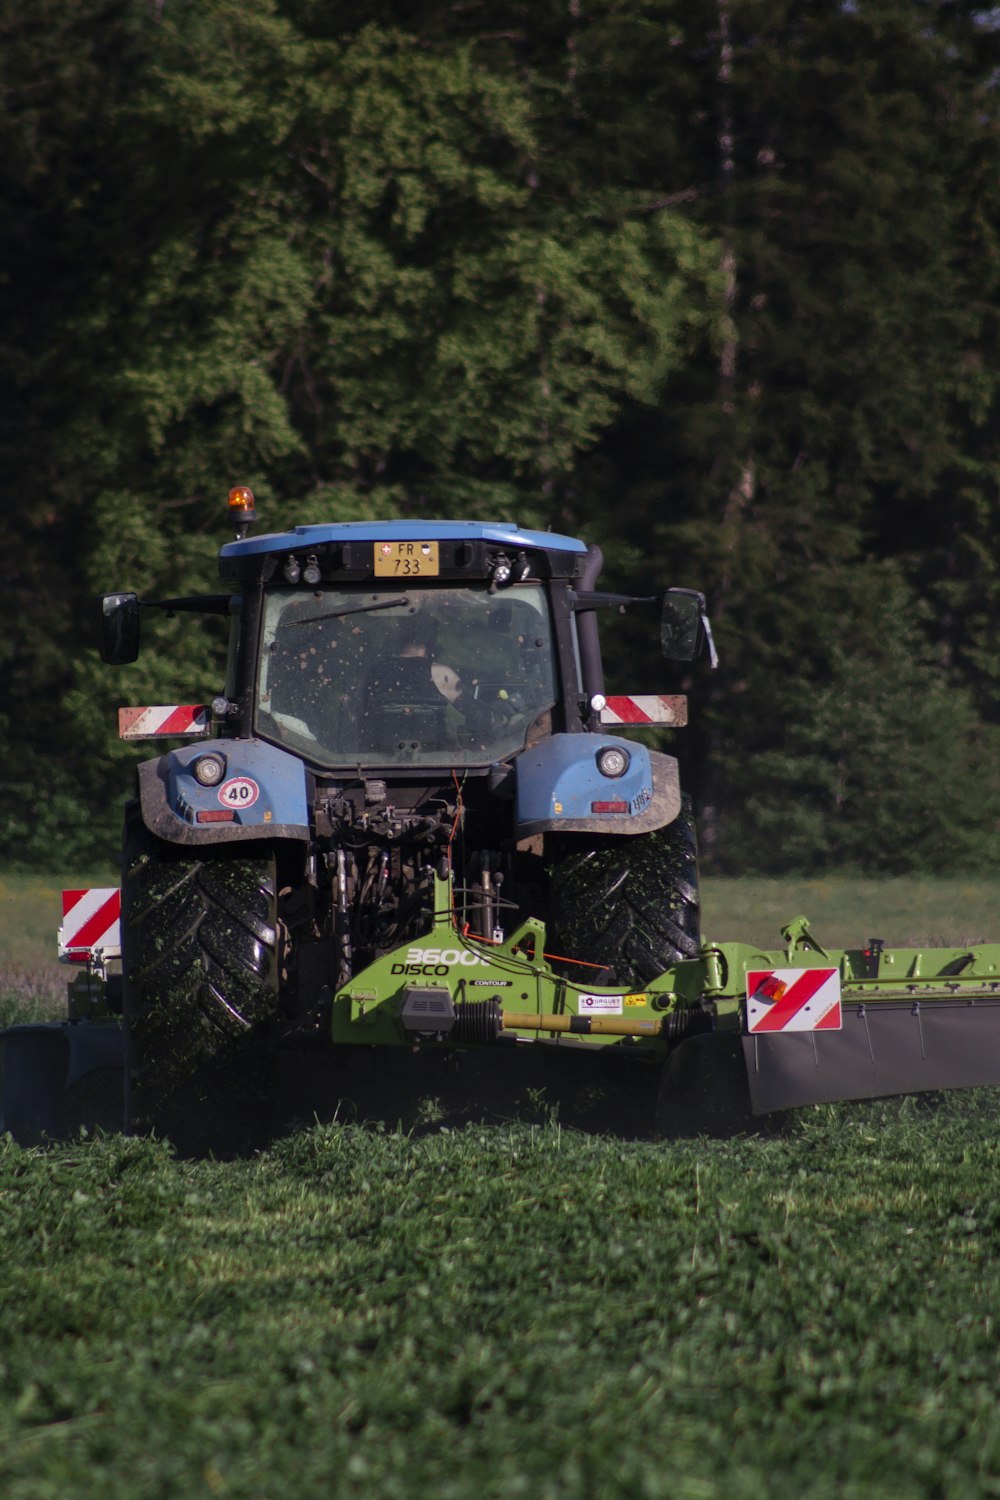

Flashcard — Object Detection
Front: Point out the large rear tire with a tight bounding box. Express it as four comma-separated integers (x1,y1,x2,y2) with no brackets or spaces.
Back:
545,797,700,987
121,805,279,1152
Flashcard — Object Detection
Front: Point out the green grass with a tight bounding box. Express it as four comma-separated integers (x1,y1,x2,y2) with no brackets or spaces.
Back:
0,871,118,1021
701,874,1000,948
0,873,117,969
6,874,1000,1492
3,1098,1000,1497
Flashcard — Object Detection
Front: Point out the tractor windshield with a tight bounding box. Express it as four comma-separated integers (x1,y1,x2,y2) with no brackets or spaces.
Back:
255,582,558,768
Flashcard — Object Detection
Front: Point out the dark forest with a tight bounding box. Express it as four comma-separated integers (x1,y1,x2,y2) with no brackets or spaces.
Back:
2,0,997,871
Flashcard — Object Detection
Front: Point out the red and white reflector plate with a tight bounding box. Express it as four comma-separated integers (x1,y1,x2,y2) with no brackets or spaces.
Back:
599,695,687,726
118,705,210,740
59,888,122,964
746,967,842,1034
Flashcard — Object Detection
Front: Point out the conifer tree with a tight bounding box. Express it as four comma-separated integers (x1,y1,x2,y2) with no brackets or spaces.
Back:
585,0,1000,870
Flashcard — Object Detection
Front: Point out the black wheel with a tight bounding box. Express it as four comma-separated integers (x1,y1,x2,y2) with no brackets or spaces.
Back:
121,804,279,1152
545,797,700,987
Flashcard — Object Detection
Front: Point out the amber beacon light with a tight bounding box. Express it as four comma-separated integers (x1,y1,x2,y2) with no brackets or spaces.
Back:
228,484,257,537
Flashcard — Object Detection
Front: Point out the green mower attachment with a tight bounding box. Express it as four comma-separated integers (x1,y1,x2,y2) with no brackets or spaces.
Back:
330,874,1000,1116
4,877,1000,1144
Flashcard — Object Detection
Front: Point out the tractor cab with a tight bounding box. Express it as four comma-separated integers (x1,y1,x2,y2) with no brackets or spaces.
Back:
255,581,559,769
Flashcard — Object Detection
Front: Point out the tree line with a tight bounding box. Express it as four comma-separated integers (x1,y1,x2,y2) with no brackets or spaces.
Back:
1,0,998,873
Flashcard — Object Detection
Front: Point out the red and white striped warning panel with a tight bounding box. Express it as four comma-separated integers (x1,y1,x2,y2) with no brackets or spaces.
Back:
58,888,122,964
599,695,688,726
746,967,842,1034
118,705,210,740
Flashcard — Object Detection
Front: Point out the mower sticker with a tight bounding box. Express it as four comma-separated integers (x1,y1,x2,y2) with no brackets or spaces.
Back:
624,994,648,1007
405,947,488,967
746,967,842,1034
218,776,260,809
392,962,452,976
391,946,491,976
578,993,624,1015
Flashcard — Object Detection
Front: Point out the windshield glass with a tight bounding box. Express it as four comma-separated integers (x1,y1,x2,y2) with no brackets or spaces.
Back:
255,582,557,768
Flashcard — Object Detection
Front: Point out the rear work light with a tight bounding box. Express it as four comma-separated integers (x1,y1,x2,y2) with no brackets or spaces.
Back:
595,745,630,778
192,752,226,787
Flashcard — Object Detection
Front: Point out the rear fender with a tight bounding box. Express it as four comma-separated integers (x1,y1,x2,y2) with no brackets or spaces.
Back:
137,737,310,846
514,734,680,837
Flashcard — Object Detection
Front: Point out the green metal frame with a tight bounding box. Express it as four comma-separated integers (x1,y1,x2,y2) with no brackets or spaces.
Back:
330,876,1000,1052
333,869,675,1050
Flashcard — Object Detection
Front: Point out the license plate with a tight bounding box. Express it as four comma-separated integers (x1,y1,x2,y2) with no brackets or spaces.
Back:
373,541,440,577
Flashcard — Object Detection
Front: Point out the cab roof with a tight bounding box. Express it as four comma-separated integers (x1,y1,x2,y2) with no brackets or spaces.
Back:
220,520,587,559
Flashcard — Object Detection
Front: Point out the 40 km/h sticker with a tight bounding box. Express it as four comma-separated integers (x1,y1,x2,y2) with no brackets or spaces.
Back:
217,776,260,810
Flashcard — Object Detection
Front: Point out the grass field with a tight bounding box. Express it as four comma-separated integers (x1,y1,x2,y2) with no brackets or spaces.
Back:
4,873,1000,1495
0,872,117,1024
700,875,1000,948
3,1098,1000,1497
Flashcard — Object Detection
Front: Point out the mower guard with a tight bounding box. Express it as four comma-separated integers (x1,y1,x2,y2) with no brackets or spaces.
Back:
742,998,1000,1114
0,1023,124,1143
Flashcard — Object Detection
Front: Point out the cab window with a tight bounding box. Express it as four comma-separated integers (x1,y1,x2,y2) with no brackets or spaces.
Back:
255,582,557,768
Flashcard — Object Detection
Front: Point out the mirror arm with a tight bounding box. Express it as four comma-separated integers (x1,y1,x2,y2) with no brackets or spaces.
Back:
568,590,656,610
141,595,232,616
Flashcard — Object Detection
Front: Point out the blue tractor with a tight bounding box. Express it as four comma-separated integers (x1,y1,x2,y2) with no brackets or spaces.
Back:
97,488,715,1146
10,489,1000,1146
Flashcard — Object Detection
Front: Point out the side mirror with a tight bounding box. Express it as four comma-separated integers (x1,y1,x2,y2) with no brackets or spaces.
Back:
97,592,140,664
660,589,719,667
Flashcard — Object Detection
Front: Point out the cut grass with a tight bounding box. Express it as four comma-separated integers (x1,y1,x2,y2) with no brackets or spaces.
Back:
3,1096,1000,1497
701,873,1000,948
5,880,1000,1492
